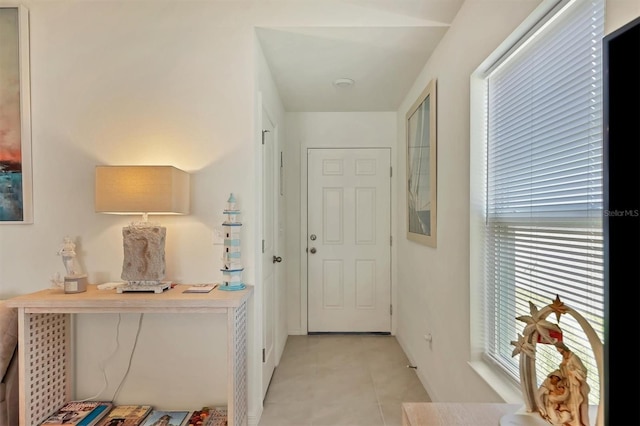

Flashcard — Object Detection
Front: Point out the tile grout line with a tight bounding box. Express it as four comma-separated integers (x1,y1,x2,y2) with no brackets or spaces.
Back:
363,336,391,426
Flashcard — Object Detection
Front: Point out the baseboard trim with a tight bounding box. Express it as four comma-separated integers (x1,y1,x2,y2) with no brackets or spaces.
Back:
395,332,439,402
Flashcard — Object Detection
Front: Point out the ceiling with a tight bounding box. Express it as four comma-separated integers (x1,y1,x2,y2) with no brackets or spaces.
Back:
255,1,465,112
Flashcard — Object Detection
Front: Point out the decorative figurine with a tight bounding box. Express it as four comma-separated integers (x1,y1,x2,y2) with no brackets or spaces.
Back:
538,370,572,424
58,236,82,277
56,236,88,293
501,295,603,426
219,193,245,291
555,342,591,426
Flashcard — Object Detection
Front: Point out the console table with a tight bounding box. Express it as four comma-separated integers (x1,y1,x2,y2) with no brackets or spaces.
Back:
5,284,253,426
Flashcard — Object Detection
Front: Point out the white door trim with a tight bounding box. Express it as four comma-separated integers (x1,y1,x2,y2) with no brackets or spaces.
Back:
300,146,310,334
261,106,277,399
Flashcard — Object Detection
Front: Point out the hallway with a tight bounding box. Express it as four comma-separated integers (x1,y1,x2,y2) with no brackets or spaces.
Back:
258,334,431,426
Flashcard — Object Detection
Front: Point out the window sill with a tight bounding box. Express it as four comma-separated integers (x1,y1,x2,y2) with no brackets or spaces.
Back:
468,360,523,404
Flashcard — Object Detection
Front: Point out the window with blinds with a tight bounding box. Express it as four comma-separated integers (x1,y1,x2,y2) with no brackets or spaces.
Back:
482,0,605,404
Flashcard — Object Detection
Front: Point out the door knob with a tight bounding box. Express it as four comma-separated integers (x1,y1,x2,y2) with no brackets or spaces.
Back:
310,248,317,254
273,256,282,263
310,234,317,241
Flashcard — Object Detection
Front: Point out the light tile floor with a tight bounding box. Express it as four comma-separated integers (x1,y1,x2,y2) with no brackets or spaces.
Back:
258,334,431,426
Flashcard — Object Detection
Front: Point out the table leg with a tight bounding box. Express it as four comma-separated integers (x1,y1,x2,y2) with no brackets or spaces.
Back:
227,300,248,426
17,311,72,426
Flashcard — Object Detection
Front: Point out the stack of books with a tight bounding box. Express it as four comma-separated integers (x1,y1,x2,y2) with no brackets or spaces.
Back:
95,405,152,426
137,410,190,426
39,403,228,426
185,407,228,426
40,401,113,426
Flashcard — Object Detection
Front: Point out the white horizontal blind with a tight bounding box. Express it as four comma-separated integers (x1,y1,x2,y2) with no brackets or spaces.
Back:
484,0,604,404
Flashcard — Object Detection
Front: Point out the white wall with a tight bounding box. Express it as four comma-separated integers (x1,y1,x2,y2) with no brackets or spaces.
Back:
4,0,638,419
284,112,397,335
394,0,640,405
606,0,640,35
14,0,261,412
0,1,421,423
394,0,542,402
0,0,295,420
3,0,259,295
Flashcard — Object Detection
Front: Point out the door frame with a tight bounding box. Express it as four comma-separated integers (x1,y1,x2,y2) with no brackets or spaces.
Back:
261,106,277,399
256,92,287,410
300,147,395,335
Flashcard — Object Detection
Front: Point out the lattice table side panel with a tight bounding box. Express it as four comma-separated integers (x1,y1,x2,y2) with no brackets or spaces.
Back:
231,300,248,426
24,313,70,425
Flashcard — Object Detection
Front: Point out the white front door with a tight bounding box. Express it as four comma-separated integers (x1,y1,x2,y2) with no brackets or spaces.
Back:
261,110,276,399
307,148,391,332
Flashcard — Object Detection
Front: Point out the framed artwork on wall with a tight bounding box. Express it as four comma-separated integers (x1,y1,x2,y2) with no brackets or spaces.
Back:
0,5,32,224
406,79,437,247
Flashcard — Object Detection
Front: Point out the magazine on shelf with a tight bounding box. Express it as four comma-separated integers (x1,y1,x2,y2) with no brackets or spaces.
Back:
185,407,227,426
139,410,190,426
94,405,152,426
182,284,217,293
203,407,227,426
40,401,112,426
77,402,114,426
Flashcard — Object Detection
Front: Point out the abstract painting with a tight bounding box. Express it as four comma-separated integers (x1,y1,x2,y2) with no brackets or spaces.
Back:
0,6,31,223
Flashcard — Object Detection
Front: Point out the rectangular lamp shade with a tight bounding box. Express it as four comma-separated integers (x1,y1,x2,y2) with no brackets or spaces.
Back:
95,166,190,215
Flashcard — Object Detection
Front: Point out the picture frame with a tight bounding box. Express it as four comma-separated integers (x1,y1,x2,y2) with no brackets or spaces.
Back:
0,5,32,224
406,79,437,246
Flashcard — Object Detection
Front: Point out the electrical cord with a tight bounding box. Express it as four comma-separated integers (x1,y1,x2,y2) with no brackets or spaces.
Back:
111,313,145,402
78,314,123,402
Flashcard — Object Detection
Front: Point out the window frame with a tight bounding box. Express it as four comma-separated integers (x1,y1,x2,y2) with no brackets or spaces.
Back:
469,0,605,404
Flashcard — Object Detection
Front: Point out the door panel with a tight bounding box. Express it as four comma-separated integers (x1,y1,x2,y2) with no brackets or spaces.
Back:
308,148,391,332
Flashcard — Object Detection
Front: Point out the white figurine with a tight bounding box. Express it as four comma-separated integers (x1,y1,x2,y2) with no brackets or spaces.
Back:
58,236,82,277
